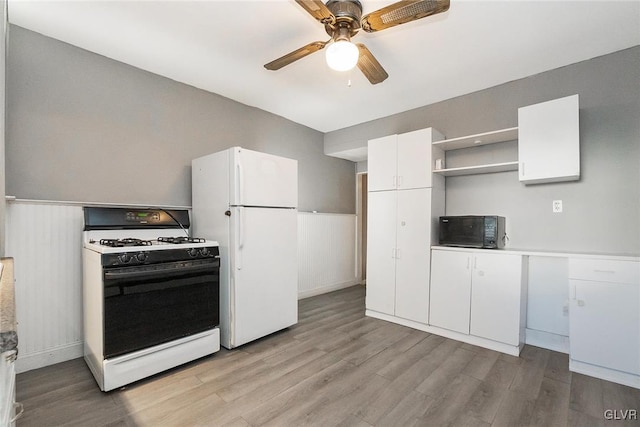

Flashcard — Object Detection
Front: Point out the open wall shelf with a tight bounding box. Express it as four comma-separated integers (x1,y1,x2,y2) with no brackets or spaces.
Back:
432,127,519,176
433,161,519,177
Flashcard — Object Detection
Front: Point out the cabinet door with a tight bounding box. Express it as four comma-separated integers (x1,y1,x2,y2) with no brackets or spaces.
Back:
518,94,579,184
429,250,471,334
368,135,397,191
366,191,397,315
395,188,431,324
570,280,640,375
470,253,523,346
397,129,432,189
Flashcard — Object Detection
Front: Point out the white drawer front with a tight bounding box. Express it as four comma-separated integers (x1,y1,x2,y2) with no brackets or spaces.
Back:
569,258,640,284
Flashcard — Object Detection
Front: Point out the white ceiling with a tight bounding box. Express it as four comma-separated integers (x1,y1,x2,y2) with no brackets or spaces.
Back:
7,1,640,133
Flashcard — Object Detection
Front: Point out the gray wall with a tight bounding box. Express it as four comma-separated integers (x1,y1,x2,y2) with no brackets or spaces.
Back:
6,26,355,214
325,47,640,256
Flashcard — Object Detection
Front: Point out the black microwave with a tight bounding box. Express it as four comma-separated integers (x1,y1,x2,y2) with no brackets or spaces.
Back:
439,216,506,249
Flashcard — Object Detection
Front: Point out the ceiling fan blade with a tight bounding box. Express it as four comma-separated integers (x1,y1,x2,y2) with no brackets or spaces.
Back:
356,44,388,85
264,41,328,71
295,0,336,25
361,0,450,33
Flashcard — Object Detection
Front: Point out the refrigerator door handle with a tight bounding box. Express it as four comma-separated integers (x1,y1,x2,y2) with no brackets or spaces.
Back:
237,157,245,206
236,207,244,270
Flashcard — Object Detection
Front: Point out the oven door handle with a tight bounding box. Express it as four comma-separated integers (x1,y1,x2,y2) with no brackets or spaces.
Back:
104,262,218,281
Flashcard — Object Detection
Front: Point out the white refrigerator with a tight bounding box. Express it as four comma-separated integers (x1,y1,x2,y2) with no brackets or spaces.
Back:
192,147,298,349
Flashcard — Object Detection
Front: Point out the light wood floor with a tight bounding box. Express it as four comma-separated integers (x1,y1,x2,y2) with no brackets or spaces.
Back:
16,285,640,426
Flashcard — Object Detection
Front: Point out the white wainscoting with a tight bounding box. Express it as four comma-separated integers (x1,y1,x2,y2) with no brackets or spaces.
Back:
297,212,359,299
5,201,85,373
5,201,358,372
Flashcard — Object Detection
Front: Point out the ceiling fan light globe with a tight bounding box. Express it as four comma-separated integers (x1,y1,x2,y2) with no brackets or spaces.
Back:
325,40,359,71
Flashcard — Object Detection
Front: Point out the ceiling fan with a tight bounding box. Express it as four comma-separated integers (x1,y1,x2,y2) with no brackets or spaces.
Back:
264,0,450,84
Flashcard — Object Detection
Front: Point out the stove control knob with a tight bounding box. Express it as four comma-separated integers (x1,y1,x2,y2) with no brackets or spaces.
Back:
119,253,132,264
188,248,199,257
200,247,210,257
136,252,148,262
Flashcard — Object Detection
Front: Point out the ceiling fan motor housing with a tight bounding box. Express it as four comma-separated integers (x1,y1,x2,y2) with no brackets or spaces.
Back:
325,0,363,39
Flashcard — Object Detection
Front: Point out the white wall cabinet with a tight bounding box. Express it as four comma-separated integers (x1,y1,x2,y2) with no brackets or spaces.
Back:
518,94,580,184
368,128,444,191
367,188,442,324
430,248,527,350
366,127,444,326
568,258,640,388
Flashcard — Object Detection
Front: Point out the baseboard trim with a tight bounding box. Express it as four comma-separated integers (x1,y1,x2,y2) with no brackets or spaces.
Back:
365,310,522,357
570,359,640,389
298,280,359,300
16,342,83,373
525,328,569,354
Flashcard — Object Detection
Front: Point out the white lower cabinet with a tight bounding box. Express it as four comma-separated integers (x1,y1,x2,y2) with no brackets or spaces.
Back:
429,248,527,352
568,258,640,388
366,188,440,324
0,351,19,427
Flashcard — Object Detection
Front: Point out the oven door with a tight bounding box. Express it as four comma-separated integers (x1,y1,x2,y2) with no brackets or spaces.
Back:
102,258,219,359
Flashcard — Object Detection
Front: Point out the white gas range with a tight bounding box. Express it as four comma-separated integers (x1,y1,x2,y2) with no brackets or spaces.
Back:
82,207,221,392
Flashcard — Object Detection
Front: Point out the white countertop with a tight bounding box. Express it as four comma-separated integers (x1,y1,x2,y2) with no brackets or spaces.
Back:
431,246,640,262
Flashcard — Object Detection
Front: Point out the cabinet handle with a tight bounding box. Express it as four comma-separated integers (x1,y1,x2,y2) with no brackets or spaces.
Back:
391,248,396,259
396,248,401,259
397,175,403,187
521,162,525,177
466,257,470,269
392,175,397,188
593,269,615,274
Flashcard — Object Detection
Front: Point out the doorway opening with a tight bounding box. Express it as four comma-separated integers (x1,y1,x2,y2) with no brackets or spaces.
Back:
356,172,367,285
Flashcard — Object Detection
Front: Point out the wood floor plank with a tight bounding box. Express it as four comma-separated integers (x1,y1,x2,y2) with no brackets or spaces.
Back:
601,380,640,426
291,373,390,426
463,379,509,423
529,376,571,426
415,347,476,397
418,374,482,426
570,372,605,419
14,285,640,427
461,347,501,381
545,350,572,384
568,408,605,427
376,333,445,380
240,360,354,426
216,347,326,402
508,345,551,400
491,390,536,427
375,389,435,427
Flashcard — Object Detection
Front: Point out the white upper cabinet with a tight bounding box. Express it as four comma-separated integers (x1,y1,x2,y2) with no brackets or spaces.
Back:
368,128,443,191
518,94,580,184
368,134,397,191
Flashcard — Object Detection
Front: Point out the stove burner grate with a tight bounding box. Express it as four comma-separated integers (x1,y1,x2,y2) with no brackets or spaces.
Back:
99,238,153,248
157,236,207,244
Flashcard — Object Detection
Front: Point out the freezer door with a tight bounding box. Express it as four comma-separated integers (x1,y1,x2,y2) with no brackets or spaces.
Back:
229,207,298,347
230,147,298,208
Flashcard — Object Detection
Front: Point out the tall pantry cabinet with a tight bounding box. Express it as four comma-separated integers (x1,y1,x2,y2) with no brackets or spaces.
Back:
366,128,445,325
